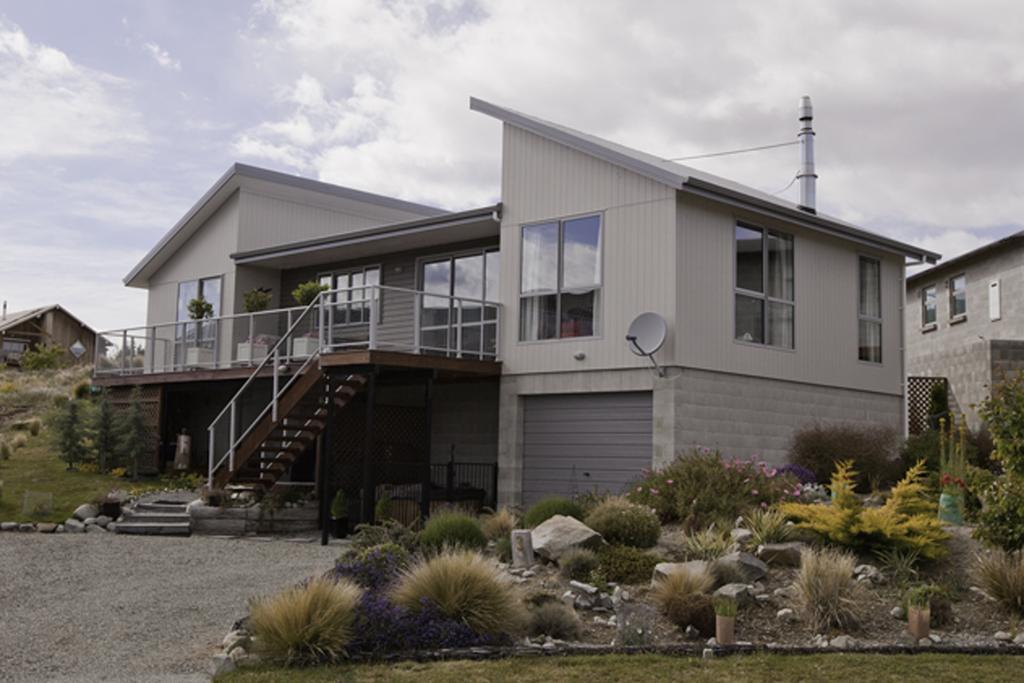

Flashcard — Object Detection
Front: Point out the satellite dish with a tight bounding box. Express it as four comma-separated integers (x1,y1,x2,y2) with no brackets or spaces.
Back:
625,313,667,377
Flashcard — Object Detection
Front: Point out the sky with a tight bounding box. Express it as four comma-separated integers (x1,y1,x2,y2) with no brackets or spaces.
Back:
1,0,1022,332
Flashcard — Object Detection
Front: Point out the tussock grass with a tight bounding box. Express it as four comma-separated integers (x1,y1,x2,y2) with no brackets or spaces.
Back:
795,547,864,632
558,547,599,581
249,577,363,665
653,565,715,633
680,527,735,561
743,507,793,547
975,550,1024,616
481,506,519,541
527,602,581,640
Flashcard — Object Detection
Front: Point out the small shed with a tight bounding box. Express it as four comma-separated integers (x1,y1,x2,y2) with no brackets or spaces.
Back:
0,304,97,365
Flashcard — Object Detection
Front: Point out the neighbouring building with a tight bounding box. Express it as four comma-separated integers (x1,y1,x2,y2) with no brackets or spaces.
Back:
905,231,1024,430
92,96,937,524
0,304,96,366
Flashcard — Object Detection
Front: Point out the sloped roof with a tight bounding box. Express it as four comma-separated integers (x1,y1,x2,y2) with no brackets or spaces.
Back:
907,231,1024,286
470,97,940,264
0,305,96,335
123,163,447,288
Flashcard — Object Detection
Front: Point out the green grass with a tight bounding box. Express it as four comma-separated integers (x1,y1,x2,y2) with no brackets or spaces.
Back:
219,653,1023,683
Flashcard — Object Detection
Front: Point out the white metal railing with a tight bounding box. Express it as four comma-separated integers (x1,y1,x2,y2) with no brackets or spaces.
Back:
202,285,501,486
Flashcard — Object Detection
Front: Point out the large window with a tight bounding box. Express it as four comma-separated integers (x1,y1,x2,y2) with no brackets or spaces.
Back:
419,249,499,357
176,276,222,322
175,275,222,362
858,256,882,363
921,285,937,327
734,224,794,348
520,214,602,341
949,274,967,319
318,265,381,325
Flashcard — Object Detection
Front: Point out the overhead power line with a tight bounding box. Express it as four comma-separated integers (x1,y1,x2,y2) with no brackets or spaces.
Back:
665,139,798,162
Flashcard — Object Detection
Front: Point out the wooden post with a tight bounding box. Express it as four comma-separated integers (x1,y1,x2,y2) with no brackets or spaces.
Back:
319,372,334,546
420,372,434,521
360,370,377,523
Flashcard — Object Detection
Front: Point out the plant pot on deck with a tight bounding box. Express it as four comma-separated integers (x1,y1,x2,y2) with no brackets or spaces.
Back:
331,516,349,539
291,336,319,358
185,346,214,368
236,342,269,364
99,500,122,518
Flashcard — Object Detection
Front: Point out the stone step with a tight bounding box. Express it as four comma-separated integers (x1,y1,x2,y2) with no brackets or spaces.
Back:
135,502,189,513
114,522,191,536
121,512,191,524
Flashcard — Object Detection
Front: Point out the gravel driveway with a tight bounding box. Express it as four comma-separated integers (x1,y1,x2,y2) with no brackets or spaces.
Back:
0,533,340,682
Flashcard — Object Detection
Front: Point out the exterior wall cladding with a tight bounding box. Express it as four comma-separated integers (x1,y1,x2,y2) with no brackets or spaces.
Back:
905,239,1024,428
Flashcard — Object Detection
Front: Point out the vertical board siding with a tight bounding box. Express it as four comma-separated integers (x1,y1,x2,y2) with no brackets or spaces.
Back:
675,195,903,396
499,124,678,375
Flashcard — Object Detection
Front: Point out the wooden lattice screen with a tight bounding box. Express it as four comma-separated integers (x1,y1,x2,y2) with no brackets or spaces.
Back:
907,376,947,435
108,385,163,474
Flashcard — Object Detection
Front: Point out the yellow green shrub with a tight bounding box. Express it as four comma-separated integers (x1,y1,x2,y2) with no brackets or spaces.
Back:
779,460,949,561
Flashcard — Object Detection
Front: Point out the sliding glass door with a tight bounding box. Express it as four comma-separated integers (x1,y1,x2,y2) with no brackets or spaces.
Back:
419,249,499,358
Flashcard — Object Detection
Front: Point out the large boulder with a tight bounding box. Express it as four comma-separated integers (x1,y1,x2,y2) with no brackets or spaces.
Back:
530,515,603,561
757,542,808,567
715,551,768,582
73,504,99,522
652,560,710,586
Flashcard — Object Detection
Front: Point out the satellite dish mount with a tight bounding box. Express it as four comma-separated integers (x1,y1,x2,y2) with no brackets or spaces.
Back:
625,312,667,378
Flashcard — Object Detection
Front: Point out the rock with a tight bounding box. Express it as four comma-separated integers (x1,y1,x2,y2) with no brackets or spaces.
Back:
1015,633,1024,645
812,634,829,648
652,560,709,585
569,580,599,596
890,605,906,620
209,653,235,677
755,593,771,603
0,522,16,531
684,625,701,639
829,635,857,649
716,552,768,583
854,564,885,585
64,518,85,533
228,647,250,664
776,608,796,622
107,522,117,533
531,515,603,561
730,528,754,546
56,524,65,533
223,631,249,653
85,524,107,533
918,637,932,647
95,515,112,527
73,504,99,522
561,590,575,607
773,584,799,601
521,570,536,578
702,647,714,660
706,637,717,646
83,517,98,526
713,583,754,607
756,542,807,567
36,523,57,533
929,634,942,643
994,631,1013,642
611,586,630,605
18,523,34,532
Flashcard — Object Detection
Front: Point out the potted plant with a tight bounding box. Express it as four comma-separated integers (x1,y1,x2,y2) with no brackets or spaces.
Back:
330,489,349,539
937,416,967,525
185,295,215,367
237,288,273,363
98,492,123,518
905,585,932,641
290,281,328,357
714,596,737,646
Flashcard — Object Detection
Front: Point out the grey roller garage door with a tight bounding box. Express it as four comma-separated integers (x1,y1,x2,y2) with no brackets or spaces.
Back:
522,392,653,506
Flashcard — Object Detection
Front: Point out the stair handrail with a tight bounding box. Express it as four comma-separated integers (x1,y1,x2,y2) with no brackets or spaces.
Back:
207,291,330,486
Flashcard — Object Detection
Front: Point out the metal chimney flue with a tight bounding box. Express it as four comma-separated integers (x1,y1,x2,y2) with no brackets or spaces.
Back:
797,95,816,213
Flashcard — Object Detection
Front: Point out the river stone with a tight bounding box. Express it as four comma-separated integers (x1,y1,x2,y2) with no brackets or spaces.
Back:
730,528,754,546
531,515,603,561
652,560,709,585
85,523,107,533
18,523,34,532
73,503,99,521
36,523,57,533
716,551,768,582
757,542,807,567
64,519,85,533
95,515,112,527
829,635,857,649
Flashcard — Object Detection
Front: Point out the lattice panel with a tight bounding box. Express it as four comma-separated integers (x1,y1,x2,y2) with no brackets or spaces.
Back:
907,376,947,435
108,385,162,473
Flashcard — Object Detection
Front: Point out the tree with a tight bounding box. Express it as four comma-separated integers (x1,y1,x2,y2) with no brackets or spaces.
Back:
52,398,86,470
116,387,152,480
92,394,118,473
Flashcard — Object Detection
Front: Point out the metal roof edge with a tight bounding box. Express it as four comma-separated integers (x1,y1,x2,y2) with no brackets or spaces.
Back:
906,230,1024,285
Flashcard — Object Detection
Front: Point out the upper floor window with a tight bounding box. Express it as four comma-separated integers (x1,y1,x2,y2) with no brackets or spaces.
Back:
176,276,222,321
419,249,499,357
858,256,882,363
734,224,794,349
319,265,381,325
921,285,937,327
520,214,602,341
949,274,967,319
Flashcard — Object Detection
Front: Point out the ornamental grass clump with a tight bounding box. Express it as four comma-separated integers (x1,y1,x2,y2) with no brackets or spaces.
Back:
592,545,661,585
418,510,487,552
743,507,794,547
481,506,519,541
974,550,1024,616
558,547,600,581
527,602,582,640
652,567,715,635
680,527,735,561
248,577,363,665
794,547,864,632
522,496,584,528
391,550,525,638
584,496,661,548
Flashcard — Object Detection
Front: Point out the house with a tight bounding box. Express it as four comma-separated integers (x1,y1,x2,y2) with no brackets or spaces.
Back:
0,303,96,366
905,231,1024,431
92,96,937,524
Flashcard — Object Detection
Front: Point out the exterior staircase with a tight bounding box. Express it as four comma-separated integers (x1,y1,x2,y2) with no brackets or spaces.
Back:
115,499,191,536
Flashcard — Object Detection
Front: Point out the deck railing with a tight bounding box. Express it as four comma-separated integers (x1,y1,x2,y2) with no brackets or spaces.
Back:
94,284,501,377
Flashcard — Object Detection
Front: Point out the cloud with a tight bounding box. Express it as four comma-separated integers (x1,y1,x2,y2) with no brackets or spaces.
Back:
0,19,146,163
234,0,1024,255
143,41,181,71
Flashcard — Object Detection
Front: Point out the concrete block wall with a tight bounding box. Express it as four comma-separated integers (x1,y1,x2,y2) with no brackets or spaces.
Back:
907,339,991,428
989,339,1024,399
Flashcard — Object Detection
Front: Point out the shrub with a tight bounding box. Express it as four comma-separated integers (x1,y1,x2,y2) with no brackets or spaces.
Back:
243,287,273,313
743,507,793,547
652,572,715,635
980,372,1024,477
494,536,512,563
20,344,65,370
874,547,921,586
391,550,525,637
91,396,117,472
713,596,738,618
350,519,419,553
9,433,28,450
248,577,363,665
527,602,582,640
574,489,611,515
330,543,411,591
790,423,902,491
374,490,394,522
522,497,584,528
584,496,661,548
481,507,519,541
292,280,329,306
592,545,660,585
927,381,950,430
780,461,949,561
902,583,953,627
0,438,11,460
116,387,152,479
777,463,817,485
974,550,1024,616
795,547,864,632
72,379,92,400
974,475,1024,552
558,547,600,581
901,429,991,476
330,490,347,519
349,592,494,654
680,527,735,561
11,417,43,436
627,449,799,530
419,510,487,552
50,398,86,469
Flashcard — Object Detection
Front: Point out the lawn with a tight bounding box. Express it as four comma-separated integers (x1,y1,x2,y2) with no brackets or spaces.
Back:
220,653,1023,683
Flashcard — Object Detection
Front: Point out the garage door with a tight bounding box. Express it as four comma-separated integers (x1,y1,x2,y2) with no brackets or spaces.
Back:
522,392,653,505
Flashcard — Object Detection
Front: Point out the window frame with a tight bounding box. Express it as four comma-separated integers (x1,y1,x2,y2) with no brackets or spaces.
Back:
732,222,796,350
518,212,604,343
920,284,937,330
175,275,223,322
316,264,383,327
857,255,883,364
949,272,967,322
415,246,501,357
